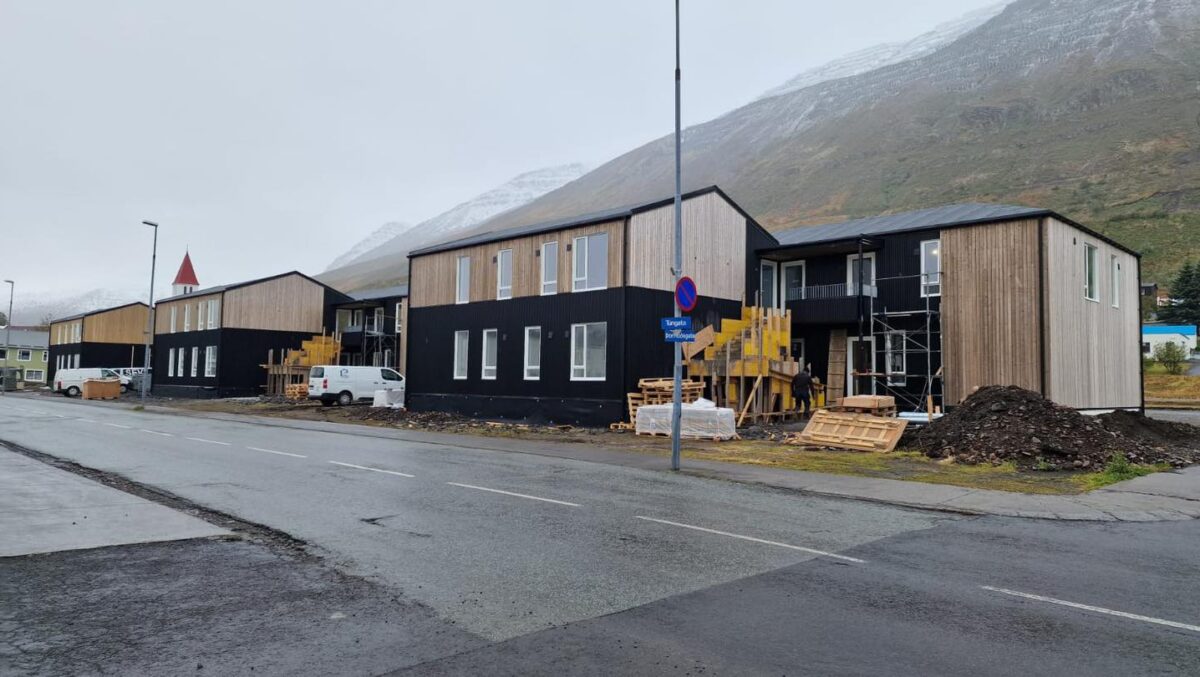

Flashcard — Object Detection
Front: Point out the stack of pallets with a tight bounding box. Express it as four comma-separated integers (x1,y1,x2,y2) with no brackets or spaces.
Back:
610,377,705,431
828,395,897,418
284,383,308,401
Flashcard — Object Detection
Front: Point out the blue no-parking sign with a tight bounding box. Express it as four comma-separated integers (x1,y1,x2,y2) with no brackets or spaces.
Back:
675,276,698,312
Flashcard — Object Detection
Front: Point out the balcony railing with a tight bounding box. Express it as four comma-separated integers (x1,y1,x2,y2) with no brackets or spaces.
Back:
785,282,878,302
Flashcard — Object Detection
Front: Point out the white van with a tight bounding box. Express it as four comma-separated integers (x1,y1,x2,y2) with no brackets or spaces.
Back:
54,368,131,397
308,365,405,406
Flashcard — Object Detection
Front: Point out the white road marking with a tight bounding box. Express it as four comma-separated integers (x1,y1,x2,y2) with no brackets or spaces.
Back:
446,482,580,507
329,461,414,478
248,446,306,459
634,516,866,563
981,586,1200,633
103,423,133,429
141,429,172,437
53,414,67,418
76,418,98,424
185,437,231,446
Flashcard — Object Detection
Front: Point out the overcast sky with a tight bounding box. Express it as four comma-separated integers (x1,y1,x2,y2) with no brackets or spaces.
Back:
0,0,998,301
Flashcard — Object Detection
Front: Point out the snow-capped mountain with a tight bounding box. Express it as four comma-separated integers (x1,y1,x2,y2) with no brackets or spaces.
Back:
325,163,589,272
326,221,413,271
759,2,1009,100
11,288,145,326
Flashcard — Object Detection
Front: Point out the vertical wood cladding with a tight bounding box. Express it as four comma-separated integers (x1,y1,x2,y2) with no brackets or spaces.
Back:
1042,217,1141,408
409,220,626,308
154,293,222,334
627,191,747,302
222,274,326,332
75,304,149,345
941,219,1042,404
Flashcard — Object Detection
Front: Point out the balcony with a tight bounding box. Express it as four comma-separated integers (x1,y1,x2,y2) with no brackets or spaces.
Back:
785,283,876,325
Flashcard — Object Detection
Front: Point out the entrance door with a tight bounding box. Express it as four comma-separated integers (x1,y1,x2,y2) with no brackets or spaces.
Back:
760,261,778,308
782,261,805,304
846,335,875,395
846,252,876,296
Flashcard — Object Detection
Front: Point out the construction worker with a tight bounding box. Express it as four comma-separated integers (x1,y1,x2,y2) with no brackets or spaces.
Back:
791,367,814,417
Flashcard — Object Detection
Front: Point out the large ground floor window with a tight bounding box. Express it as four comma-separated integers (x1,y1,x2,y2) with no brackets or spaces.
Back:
570,322,607,381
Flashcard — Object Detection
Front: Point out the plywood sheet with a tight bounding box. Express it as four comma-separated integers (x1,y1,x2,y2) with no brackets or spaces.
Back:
796,411,907,452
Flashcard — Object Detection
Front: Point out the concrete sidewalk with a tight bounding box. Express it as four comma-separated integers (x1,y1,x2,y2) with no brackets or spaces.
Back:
23,395,1200,522
0,445,228,557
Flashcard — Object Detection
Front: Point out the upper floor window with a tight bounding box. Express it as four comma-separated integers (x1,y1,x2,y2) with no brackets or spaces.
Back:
920,240,941,297
846,253,876,296
170,306,177,333
541,242,558,295
1110,256,1121,309
497,249,513,300
1083,243,1099,301
456,256,471,304
207,299,220,329
72,323,81,343
183,304,191,331
573,233,608,292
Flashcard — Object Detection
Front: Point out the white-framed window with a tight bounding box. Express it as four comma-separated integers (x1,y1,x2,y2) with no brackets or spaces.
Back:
846,252,876,296
207,299,220,329
24,369,44,382
782,261,806,302
456,256,471,304
1110,256,1121,308
572,233,608,292
1083,243,1099,301
541,242,558,295
481,329,498,380
570,322,607,381
792,338,806,369
170,306,177,333
496,249,513,300
56,325,62,344
41,351,48,362
395,302,403,334
885,331,906,386
920,240,941,297
183,304,191,331
205,346,217,377
196,302,204,329
352,309,364,328
56,355,62,370
168,348,176,377
524,326,541,380
72,354,79,368
453,330,469,380
72,323,81,343
17,349,31,362
190,347,199,377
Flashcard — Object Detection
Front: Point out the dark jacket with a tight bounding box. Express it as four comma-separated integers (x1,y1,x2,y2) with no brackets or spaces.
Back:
791,371,813,398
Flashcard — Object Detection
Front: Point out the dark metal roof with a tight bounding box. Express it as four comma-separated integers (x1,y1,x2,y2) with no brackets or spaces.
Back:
350,284,409,301
409,185,775,257
1,328,49,349
773,203,1049,246
51,301,148,324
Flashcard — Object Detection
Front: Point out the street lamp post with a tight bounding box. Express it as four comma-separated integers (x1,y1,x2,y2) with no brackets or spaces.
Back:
670,0,683,470
141,221,158,403
2,279,12,396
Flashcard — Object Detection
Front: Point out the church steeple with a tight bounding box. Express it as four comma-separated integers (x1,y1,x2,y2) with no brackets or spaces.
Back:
172,251,199,296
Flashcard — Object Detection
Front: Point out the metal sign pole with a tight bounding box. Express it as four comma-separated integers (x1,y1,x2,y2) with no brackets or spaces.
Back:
141,221,158,403
670,0,683,471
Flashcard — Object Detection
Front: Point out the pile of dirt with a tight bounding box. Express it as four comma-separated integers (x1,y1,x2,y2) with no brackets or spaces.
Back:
907,386,1200,469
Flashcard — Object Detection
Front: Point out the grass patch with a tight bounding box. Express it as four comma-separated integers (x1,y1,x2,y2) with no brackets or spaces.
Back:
1145,373,1200,401
1072,452,1170,491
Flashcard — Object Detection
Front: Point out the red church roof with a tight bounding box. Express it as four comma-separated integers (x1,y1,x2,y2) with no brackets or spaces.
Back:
172,252,199,286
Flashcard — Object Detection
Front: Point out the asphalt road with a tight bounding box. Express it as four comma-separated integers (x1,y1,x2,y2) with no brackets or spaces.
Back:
3,395,1200,675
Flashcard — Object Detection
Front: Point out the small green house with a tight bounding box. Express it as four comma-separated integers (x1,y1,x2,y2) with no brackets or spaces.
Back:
0,327,51,386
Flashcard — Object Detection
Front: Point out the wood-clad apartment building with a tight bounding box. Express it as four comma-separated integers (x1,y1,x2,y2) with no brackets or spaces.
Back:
47,302,150,385
762,203,1142,412
405,187,774,424
405,192,1142,424
151,271,352,398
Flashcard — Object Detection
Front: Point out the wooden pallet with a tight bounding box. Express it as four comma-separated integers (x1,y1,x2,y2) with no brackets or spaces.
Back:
284,383,308,400
609,422,635,431
827,405,897,418
794,410,908,452
635,429,729,442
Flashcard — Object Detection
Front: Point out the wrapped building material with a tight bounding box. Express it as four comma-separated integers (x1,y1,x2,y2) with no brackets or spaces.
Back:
635,398,737,440
372,389,406,409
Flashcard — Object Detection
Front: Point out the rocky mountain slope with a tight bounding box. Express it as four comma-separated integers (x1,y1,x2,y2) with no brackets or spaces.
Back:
465,0,1200,284
326,221,412,271
10,288,144,326
318,163,588,291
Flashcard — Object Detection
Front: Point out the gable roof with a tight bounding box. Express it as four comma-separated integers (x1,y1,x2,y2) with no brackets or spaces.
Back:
1,328,49,349
156,270,353,304
409,186,773,258
50,301,149,324
768,202,1139,256
1143,324,1197,336
172,252,199,286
